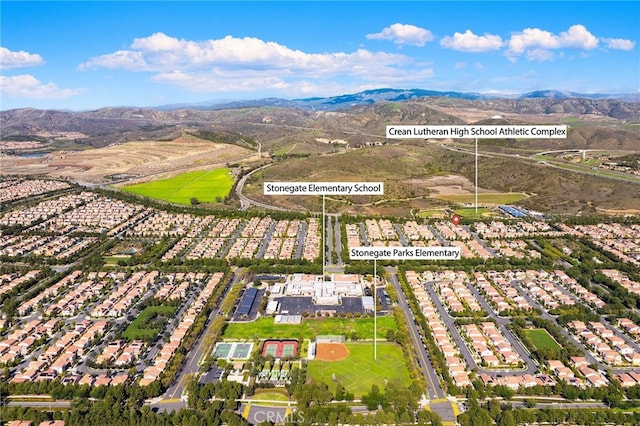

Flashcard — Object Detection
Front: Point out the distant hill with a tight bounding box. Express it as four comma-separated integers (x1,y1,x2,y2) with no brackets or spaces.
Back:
2,89,638,148
157,88,640,112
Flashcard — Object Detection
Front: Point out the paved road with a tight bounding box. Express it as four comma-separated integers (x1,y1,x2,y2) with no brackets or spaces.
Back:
155,272,239,403
385,269,446,400
463,281,538,375
358,223,370,246
394,223,410,246
509,279,603,369
326,214,333,265
428,225,447,245
235,164,290,211
294,221,307,259
255,221,277,259
6,400,73,409
239,404,294,425
386,269,459,424
424,279,536,376
333,215,343,266
433,141,640,185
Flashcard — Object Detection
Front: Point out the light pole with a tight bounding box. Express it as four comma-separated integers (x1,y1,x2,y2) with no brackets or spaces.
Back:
475,137,478,215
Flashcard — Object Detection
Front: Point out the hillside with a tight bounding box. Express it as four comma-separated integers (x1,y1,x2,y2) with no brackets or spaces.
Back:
2,92,639,214
2,94,638,150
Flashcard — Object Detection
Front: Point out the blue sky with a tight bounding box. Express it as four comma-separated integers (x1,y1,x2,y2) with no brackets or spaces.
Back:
1,1,638,110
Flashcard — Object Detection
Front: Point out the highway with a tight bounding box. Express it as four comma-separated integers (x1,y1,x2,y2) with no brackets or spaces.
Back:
432,140,640,185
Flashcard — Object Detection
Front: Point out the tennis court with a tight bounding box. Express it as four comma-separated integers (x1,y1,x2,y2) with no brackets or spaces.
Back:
230,343,253,359
214,342,253,360
214,342,233,358
261,339,299,358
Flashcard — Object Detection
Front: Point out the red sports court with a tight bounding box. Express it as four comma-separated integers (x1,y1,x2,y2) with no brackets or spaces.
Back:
261,339,298,358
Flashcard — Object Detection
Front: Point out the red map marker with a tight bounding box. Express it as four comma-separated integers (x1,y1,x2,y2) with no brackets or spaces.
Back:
451,214,461,225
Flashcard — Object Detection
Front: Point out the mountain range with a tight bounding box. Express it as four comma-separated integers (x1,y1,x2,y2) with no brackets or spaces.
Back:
156,88,640,111
2,88,639,149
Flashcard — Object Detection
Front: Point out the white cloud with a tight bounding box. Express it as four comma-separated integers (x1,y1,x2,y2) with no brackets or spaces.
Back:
525,49,555,62
0,47,44,70
78,50,147,71
80,33,411,73
559,25,599,49
79,32,434,95
603,37,635,50
150,65,435,95
454,62,467,69
0,74,83,99
152,70,289,93
440,30,504,52
507,24,599,60
366,23,434,46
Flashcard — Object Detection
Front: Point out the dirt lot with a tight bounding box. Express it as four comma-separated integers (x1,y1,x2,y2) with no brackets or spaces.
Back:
406,175,492,195
2,135,258,184
315,343,350,361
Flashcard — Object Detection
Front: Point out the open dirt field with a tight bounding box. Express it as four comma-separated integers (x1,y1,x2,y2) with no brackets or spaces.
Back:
406,175,491,195
1,135,257,184
427,103,584,125
315,343,350,361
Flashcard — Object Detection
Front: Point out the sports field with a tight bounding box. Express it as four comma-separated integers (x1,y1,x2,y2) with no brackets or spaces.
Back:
523,328,562,351
262,340,298,358
308,342,411,396
454,207,495,218
213,342,253,360
223,316,396,341
416,208,447,219
433,192,528,205
121,168,233,205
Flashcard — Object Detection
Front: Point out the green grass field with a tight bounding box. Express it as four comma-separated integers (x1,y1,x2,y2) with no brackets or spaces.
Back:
454,207,495,218
250,389,292,403
122,305,177,341
223,316,396,341
433,192,528,205
416,207,494,219
416,208,447,219
308,342,411,396
120,168,233,205
523,328,562,351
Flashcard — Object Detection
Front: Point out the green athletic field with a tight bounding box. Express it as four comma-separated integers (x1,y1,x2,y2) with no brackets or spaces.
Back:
120,168,233,205
308,342,411,396
433,192,528,205
523,328,562,351
223,316,396,341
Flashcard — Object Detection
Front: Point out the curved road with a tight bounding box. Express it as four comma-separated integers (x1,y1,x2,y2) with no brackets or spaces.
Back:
235,163,291,211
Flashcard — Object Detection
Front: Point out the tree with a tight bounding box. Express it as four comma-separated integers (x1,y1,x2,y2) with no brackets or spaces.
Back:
498,411,516,426
487,398,501,419
361,384,384,410
190,197,200,205
459,405,494,426
335,383,345,401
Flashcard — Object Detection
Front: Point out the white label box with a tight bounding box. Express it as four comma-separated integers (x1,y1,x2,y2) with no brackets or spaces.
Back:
264,182,384,195
386,125,567,139
349,246,461,260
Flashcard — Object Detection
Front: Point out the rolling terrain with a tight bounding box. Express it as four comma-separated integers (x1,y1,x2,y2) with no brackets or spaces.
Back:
2,90,639,215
